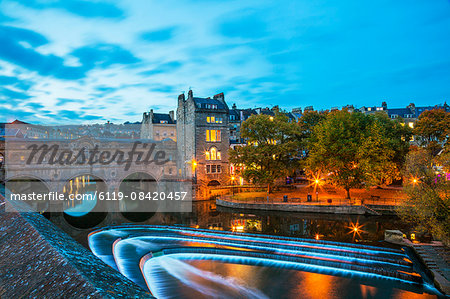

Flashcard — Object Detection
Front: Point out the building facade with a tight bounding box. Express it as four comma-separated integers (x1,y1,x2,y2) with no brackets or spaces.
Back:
141,110,176,141
177,90,230,198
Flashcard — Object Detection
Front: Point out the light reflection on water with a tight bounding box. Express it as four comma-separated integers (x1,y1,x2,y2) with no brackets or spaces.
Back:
143,256,437,299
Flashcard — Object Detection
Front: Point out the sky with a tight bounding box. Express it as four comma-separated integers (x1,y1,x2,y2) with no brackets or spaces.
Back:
0,0,449,124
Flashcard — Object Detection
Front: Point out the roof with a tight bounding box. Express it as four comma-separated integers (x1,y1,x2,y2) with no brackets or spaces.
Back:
387,108,413,117
193,97,227,110
152,113,176,124
0,128,23,137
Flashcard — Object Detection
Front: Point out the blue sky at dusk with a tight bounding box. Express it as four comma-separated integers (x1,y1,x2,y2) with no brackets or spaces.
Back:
0,0,449,123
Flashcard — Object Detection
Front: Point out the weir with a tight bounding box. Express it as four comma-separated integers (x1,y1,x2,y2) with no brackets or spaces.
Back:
88,225,438,297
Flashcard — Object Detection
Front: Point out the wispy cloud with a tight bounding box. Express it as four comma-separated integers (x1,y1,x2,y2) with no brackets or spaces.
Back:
140,26,178,42
9,0,124,19
0,0,449,123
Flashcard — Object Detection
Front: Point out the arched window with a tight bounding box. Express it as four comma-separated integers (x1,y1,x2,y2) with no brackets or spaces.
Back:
210,147,217,160
206,147,221,160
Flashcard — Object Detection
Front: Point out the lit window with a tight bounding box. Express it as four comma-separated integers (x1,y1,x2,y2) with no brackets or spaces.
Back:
206,147,221,160
211,147,217,160
206,130,221,142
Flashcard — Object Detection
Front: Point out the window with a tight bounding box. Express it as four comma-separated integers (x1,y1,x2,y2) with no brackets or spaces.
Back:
203,104,218,109
207,116,223,123
205,147,221,160
206,164,222,173
206,130,221,142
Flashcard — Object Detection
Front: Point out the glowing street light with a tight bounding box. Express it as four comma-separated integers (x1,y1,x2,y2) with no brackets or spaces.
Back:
231,176,236,196
308,172,323,202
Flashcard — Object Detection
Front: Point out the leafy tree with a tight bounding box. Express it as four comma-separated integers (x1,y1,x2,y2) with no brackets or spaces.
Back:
397,148,450,245
229,112,302,193
298,110,328,157
307,111,411,199
414,109,450,151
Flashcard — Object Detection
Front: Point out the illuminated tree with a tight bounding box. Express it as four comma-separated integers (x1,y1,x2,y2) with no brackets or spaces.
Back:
306,111,411,199
229,112,302,193
414,109,450,152
397,148,450,245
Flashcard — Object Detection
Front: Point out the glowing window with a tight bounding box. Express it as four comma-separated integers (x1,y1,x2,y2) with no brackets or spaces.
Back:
206,130,221,142
206,147,221,160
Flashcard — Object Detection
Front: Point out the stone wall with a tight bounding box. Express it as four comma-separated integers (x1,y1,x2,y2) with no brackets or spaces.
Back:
0,195,152,298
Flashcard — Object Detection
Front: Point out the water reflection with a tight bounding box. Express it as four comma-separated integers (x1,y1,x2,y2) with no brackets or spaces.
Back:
163,200,414,245
143,256,438,299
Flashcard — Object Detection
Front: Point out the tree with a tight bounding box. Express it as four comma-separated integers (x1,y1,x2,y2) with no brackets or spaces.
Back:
297,110,328,157
397,148,450,245
306,110,411,199
414,109,450,151
229,112,302,193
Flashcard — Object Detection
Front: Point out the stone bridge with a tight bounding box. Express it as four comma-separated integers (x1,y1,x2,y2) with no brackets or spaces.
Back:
1,136,192,242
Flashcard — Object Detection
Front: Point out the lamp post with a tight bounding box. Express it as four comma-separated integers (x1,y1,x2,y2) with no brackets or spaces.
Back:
231,176,235,196
314,178,321,202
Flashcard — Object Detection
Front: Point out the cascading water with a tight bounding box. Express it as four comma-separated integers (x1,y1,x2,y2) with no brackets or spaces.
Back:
88,225,442,298
144,256,269,299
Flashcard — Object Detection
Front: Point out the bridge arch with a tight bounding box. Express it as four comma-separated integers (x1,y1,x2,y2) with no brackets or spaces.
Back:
62,173,108,229
118,172,158,222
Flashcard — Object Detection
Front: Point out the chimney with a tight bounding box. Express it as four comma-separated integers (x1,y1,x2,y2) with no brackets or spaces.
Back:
213,92,225,103
150,109,154,123
188,90,193,100
178,93,185,106
169,110,174,122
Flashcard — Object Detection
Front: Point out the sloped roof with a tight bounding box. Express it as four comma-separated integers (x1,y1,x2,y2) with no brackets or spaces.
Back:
193,97,227,110
152,113,175,124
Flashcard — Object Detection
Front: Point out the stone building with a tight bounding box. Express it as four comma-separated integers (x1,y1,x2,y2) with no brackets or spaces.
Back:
140,110,176,141
177,90,230,198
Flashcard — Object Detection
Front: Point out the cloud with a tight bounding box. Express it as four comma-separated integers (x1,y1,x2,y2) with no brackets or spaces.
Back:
149,83,176,93
24,102,44,109
218,14,267,39
0,75,34,90
11,0,124,19
139,61,182,76
0,87,31,100
0,25,140,81
70,43,140,69
140,26,178,42
56,98,83,105
0,25,86,79
0,104,36,120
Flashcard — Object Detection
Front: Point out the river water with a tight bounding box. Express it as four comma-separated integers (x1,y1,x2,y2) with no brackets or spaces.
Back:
88,200,442,298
